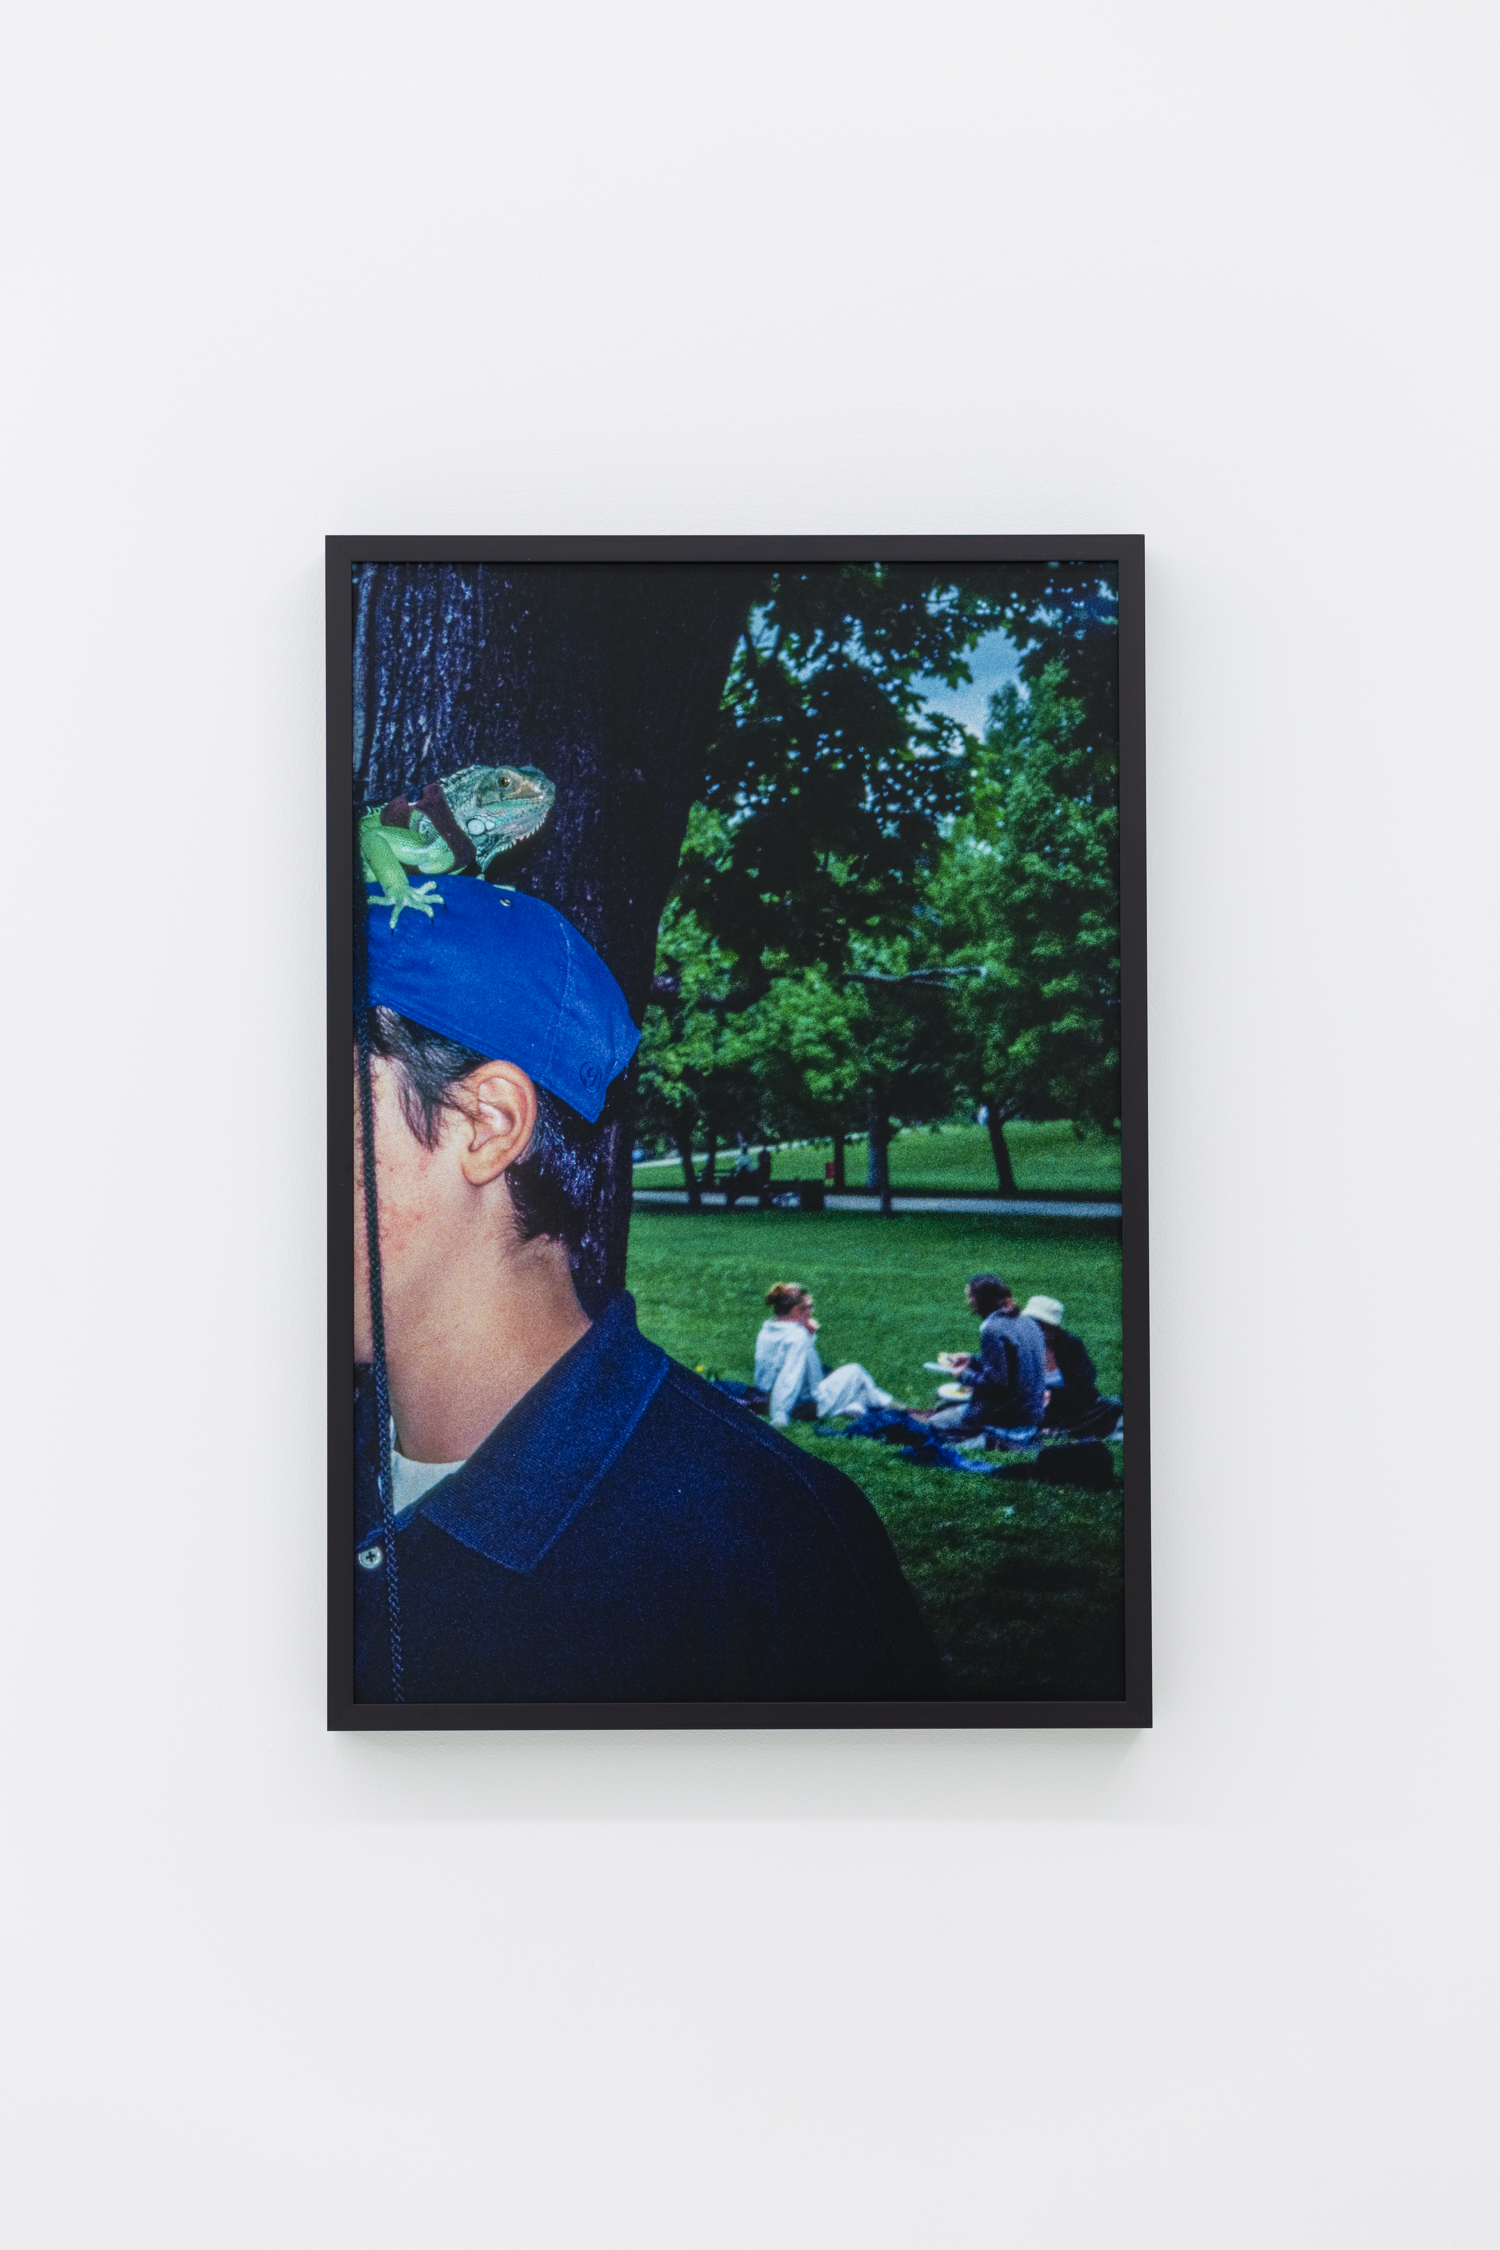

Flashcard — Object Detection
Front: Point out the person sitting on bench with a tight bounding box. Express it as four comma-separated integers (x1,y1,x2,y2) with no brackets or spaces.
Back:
723,1143,758,1210
755,1283,894,1427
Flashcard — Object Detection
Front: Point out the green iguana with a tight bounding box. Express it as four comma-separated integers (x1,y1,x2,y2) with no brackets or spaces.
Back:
360,762,555,928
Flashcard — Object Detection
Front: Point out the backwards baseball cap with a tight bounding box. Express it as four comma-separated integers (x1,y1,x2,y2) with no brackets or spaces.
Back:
363,879,639,1124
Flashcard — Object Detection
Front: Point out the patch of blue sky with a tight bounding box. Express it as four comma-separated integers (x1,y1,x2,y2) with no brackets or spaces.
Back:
914,627,1024,739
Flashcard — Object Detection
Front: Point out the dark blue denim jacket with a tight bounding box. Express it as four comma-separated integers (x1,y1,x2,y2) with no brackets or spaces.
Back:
354,1293,940,1704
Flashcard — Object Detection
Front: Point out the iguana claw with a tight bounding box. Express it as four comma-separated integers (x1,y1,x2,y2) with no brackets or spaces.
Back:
378,881,444,931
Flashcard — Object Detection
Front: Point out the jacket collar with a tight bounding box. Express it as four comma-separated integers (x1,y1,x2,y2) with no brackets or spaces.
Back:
415,1291,669,1574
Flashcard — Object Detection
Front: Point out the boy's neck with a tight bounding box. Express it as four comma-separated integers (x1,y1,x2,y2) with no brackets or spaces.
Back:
387,1234,590,1463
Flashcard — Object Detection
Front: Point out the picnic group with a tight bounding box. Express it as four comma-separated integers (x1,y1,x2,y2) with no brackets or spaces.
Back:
718,1273,1122,1472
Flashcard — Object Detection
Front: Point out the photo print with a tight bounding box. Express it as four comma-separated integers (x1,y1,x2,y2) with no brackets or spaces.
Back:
328,538,1149,1727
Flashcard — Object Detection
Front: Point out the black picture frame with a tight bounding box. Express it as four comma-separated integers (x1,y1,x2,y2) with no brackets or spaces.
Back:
326,535,1150,1730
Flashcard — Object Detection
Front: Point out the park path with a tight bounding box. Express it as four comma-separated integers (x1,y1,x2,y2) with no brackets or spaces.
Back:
631,1188,1121,1220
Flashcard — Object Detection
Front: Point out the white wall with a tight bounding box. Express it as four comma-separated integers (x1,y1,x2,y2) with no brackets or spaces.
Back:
3,4,1496,2242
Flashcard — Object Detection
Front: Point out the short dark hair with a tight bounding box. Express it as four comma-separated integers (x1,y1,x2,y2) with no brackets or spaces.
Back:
967,1273,1010,1316
367,1006,602,1253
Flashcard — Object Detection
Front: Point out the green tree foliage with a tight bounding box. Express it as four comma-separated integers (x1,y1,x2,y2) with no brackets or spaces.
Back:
728,966,865,1149
636,915,967,1211
633,827,760,1206
636,564,1121,1207
639,572,998,1196
736,942,964,1205
932,660,1121,1170
988,566,1120,769
679,566,997,991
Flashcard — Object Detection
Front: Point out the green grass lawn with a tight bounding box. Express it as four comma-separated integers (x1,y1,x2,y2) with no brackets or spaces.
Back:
626,1206,1126,1700
632,1118,1121,1197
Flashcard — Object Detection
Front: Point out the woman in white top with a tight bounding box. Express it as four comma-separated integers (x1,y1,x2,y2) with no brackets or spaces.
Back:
753,1281,894,1428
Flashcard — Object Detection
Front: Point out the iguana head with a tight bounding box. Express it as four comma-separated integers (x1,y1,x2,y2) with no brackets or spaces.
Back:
437,764,555,870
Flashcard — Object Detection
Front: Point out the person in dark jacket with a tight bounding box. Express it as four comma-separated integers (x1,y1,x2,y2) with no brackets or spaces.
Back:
1019,1295,1121,1438
353,877,939,1705
354,1292,937,1702
924,1275,1048,1437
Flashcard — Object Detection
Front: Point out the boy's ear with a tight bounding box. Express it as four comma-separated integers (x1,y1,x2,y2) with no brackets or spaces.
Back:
456,1061,538,1186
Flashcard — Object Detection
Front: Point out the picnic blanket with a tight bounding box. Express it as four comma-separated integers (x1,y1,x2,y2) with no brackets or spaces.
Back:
834,1407,1119,1486
710,1384,1119,1485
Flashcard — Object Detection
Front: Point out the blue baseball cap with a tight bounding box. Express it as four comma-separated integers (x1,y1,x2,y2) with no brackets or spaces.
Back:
363,880,640,1124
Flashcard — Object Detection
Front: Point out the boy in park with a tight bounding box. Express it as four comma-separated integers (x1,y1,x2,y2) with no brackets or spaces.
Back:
352,876,939,1705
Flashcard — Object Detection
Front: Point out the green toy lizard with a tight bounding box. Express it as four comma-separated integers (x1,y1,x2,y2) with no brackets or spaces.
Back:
359,762,555,928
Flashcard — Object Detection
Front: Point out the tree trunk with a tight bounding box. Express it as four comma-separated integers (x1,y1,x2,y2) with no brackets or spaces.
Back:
866,1084,893,1215
984,1097,1021,1195
702,1134,718,1197
353,560,765,1308
831,1130,846,1191
673,1119,703,1213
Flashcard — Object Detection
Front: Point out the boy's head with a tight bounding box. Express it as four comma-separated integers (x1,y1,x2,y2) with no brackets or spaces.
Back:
355,880,641,1351
367,1007,602,1252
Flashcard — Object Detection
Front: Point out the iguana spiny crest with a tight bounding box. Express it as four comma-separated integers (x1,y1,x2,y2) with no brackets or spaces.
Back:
360,763,555,928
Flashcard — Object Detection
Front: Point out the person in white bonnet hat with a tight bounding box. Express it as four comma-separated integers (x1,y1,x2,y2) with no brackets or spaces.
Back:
1019,1295,1103,1430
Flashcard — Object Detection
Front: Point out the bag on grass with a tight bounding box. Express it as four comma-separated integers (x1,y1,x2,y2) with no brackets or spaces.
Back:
998,1440,1117,1489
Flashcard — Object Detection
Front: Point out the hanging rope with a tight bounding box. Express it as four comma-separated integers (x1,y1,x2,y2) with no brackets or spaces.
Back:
354,883,405,1702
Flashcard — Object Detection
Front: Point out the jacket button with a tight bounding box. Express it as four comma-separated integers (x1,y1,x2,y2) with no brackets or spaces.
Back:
357,1544,384,1571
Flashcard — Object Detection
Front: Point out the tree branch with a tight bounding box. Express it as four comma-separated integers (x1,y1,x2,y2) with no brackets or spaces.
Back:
842,966,985,991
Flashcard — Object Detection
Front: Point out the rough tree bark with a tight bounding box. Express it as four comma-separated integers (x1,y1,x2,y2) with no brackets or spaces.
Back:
353,561,764,1309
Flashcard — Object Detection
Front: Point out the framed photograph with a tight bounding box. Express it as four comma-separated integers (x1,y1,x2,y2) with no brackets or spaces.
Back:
327,537,1149,1728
